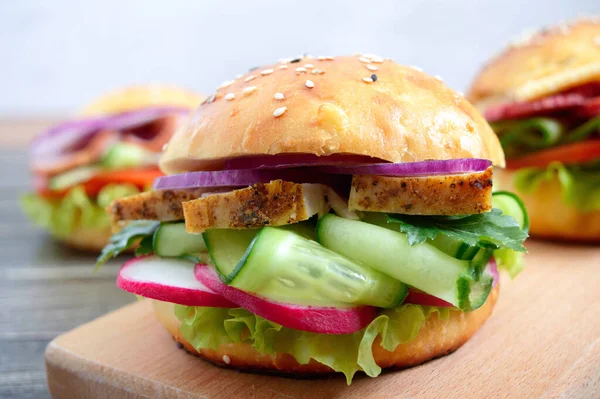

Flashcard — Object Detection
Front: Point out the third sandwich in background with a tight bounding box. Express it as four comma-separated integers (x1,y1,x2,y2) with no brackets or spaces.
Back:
468,18,600,242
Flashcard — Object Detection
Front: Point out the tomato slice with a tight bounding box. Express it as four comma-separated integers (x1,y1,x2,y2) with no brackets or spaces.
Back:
506,140,600,169
35,167,163,199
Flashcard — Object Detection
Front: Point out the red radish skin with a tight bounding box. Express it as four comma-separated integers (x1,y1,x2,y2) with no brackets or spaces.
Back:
404,290,454,307
194,264,376,334
117,256,235,308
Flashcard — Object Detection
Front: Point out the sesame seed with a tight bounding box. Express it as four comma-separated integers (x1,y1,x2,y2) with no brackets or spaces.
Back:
457,91,464,97
224,93,235,101
203,94,216,104
248,66,259,72
274,92,285,100
243,86,257,95
244,75,256,83
325,56,335,60
366,64,378,71
278,58,292,64
434,75,443,82
261,69,274,75
410,65,423,72
304,64,314,69
317,56,326,60
305,79,315,88
362,77,374,83
359,57,371,63
162,143,169,152
273,106,287,117
222,355,231,364
235,74,243,79
279,65,289,69
312,69,324,75
371,74,377,82
370,56,384,63
290,58,301,63
219,80,235,89
296,67,307,73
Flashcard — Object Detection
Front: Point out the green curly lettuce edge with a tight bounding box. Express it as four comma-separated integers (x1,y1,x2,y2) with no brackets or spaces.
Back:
174,304,451,384
513,161,600,213
20,183,140,238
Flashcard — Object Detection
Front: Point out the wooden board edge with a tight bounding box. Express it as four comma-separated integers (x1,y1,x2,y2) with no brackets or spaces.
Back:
45,340,139,399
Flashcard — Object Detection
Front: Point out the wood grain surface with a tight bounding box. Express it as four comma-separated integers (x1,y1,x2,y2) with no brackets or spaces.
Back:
45,241,600,399
0,119,135,399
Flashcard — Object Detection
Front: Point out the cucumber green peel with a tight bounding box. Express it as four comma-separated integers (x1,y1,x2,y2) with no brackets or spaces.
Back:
206,226,408,308
317,214,491,311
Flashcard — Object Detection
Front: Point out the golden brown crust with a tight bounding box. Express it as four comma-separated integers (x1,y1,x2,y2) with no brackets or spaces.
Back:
160,55,504,173
152,286,498,375
496,169,600,242
81,84,204,115
182,181,326,233
349,167,493,215
468,19,600,106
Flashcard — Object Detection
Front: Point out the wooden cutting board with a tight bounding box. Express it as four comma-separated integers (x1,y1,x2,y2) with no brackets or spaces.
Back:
45,241,600,399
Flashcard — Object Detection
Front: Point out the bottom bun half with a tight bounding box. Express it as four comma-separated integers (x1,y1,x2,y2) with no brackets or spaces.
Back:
58,226,112,252
152,286,499,375
496,169,600,242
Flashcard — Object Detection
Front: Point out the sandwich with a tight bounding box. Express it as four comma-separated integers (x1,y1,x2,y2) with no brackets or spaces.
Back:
468,18,600,242
21,85,203,251
96,55,528,383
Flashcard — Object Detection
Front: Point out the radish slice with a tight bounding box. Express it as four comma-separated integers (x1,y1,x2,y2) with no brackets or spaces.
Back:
117,256,235,307
404,289,455,307
194,264,376,334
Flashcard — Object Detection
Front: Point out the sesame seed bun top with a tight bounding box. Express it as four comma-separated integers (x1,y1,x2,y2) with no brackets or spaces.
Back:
467,18,600,108
160,55,505,174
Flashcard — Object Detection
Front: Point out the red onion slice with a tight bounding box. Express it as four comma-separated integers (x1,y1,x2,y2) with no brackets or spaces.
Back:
154,159,490,190
314,158,492,176
30,106,190,173
153,168,350,190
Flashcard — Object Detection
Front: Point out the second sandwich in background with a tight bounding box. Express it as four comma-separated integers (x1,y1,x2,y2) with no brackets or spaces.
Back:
468,18,600,242
21,85,203,251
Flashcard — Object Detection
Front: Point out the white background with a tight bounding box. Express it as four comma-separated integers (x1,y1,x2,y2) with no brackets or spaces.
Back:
1,0,599,116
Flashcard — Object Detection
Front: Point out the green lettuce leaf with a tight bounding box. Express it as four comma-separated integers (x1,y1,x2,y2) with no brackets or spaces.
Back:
174,304,449,384
492,117,564,158
21,183,140,239
387,209,528,252
514,161,600,212
96,220,160,268
492,116,600,157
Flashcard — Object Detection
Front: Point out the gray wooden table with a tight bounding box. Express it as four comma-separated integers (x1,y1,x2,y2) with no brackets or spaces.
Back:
0,120,134,398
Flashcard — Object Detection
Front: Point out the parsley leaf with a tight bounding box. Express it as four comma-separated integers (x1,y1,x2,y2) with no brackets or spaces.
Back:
135,234,155,257
387,208,528,252
96,221,160,268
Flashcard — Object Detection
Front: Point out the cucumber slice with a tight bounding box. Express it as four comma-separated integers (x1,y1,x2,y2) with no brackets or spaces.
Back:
48,166,101,190
153,223,206,257
203,228,258,281
102,143,159,169
492,191,529,232
229,227,407,308
317,214,491,311
431,235,476,260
